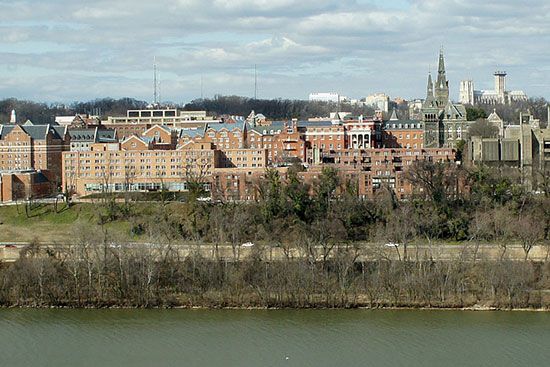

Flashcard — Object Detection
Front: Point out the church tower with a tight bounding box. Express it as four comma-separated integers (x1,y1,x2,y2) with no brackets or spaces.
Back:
422,71,441,148
434,50,449,107
421,50,468,149
424,72,435,107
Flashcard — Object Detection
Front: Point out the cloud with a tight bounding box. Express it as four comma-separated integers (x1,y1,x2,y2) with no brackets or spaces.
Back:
0,0,549,103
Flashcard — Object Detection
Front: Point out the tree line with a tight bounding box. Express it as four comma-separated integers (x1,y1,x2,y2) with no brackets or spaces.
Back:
3,95,548,126
185,95,377,120
0,95,376,124
466,97,549,127
0,98,148,124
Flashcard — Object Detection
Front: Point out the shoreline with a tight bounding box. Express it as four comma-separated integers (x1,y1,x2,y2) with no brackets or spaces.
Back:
2,304,549,312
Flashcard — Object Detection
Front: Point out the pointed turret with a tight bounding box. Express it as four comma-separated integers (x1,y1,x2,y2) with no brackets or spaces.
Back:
438,49,445,76
434,49,449,106
427,73,434,97
423,73,435,108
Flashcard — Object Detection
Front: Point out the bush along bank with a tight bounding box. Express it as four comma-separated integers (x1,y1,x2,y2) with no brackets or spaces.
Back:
1,243,549,310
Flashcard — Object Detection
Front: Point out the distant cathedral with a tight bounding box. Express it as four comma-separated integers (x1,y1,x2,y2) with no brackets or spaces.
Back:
459,72,527,105
421,50,469,149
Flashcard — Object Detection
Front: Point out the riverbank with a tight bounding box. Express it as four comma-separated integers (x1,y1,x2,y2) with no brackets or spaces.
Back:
2,303,549,312
2,250,549,310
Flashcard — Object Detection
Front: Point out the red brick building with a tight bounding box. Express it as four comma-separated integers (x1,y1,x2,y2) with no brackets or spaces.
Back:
381,119,425,149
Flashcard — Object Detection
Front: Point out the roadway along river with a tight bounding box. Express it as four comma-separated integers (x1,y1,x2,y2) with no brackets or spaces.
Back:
1,309,549,366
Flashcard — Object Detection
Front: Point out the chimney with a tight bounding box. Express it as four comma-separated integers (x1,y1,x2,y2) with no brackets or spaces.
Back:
520,111,523,125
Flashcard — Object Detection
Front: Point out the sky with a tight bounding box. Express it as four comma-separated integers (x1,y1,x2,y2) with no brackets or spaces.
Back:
1,0,549,104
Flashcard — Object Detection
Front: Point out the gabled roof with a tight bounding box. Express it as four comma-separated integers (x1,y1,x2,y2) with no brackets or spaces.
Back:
176,140,195,150
0,124,15,138
144,124,172,135
205,122,242,132
249,121,286,135
176,140,214,150
1,124,63,140
487,109,503,123
121,135,151,146
96,129,117,142
445,102,466,119
23,125,48,140
52,126,67,138
179,128,205,139
141,136,155,144
55,116,77,124
69,129,96,142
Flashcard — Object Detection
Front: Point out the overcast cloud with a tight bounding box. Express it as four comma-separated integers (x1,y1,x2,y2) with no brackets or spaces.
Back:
0,0,549,103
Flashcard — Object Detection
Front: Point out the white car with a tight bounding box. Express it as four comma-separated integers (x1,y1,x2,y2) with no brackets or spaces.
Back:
241,242,255,247
385,242,400,248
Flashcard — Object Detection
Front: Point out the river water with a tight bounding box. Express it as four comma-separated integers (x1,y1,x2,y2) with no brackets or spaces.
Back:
0,309,549,367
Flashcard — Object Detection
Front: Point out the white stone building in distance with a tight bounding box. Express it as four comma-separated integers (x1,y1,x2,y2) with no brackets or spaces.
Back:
309,92,342,103
459,71,527,105
364,93,390,113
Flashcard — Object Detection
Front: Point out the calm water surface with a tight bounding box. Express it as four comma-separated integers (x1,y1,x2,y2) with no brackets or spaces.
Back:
0,309,549,367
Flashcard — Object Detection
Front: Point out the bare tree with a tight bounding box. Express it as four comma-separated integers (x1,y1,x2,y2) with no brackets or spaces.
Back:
513,214,545,260
470,205,514,260
184,153,211,199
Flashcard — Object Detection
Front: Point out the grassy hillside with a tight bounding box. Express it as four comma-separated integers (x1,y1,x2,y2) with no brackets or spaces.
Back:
0,203,134,243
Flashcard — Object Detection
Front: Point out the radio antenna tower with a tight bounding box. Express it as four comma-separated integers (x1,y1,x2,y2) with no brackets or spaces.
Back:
254,64,257,100
153,57,159,105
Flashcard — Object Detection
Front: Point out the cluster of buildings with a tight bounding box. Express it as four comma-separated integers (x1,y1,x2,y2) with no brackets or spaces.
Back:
468,110,550,189
1,51,547,203
0,106,454,202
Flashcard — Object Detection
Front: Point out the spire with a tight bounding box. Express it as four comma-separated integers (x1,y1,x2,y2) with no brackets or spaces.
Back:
423,72,435,108
434,49,449,106
438,48,445,75
427,72,434,97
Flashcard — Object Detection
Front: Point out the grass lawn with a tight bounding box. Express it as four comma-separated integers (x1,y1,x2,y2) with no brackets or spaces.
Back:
0,203,135,243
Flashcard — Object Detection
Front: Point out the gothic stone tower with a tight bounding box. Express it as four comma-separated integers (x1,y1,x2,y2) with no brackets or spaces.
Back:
434,50,449,107
422,50,468,149
422,73,441,148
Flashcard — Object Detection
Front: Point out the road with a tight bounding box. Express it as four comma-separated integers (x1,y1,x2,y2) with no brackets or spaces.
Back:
1,241,549,263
